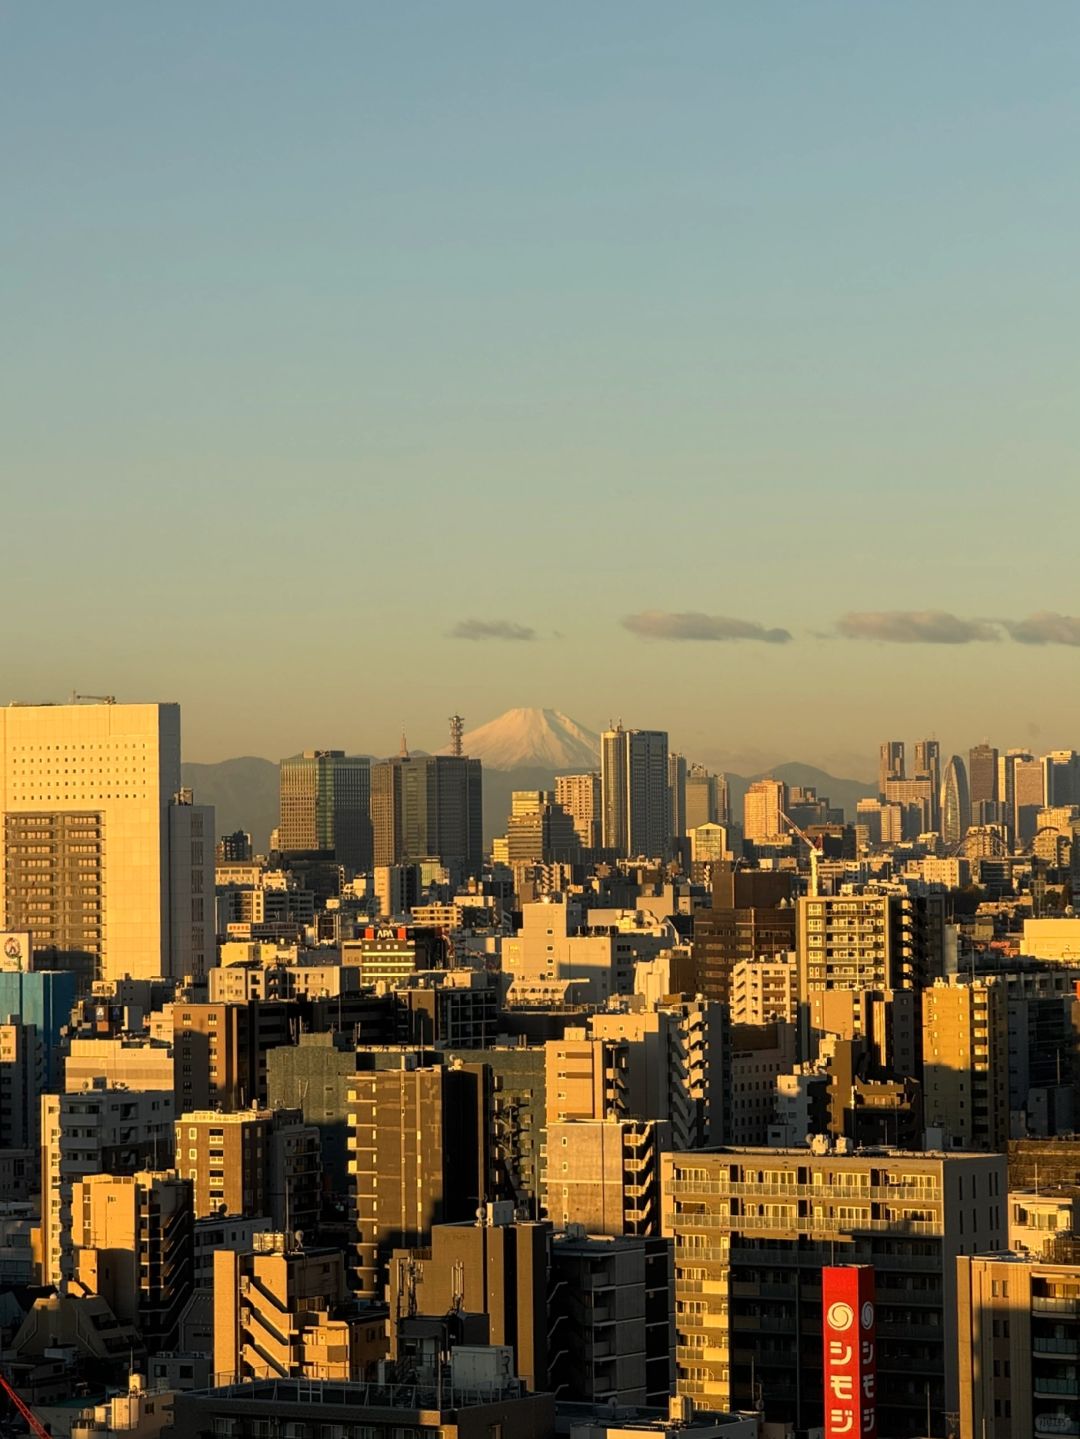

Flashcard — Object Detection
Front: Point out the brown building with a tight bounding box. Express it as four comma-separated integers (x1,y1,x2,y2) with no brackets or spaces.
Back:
347,1062,491,1296
387,1207,549,1391
214,1233,386,1384
70,1169,192,1349
153,999,300,1111
692,869,796,1006
175,1106,319,1234
545,1118,669,1236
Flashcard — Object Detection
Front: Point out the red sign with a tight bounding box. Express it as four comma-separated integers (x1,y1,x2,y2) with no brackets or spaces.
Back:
823,1265,876,1439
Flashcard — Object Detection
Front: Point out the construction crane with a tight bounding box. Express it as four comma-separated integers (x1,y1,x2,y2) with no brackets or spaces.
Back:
779,809,824,897
0,1369,50,1439
69,692,115,704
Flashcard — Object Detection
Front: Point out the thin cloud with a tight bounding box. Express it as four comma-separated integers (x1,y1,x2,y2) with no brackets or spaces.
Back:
449,618,537,642
1003,612,1080,646
836,611,999,644
622,611,792,644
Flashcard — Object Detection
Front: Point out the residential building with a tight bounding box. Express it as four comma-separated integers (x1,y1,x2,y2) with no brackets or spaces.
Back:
741,779,787,844
663,1145,1006,1435
922,977,1010,1151
797,892,946,997
730,954,798,1026
175,1106,319,1233
692,870,796,1006
545,1117,669,1236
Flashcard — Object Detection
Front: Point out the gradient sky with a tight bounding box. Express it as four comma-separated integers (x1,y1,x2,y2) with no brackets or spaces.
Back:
4,3,1079,779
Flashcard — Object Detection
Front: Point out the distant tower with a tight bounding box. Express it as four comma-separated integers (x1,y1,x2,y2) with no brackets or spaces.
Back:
449,714,465,758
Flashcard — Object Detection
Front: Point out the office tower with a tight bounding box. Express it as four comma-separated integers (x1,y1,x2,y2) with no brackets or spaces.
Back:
663,1146,1006,1433
387,1212,549,1391
914,737,942,828
0,969,78,1087
1012,756,1046,844
506,791,580,864
742,778,787,843
176,1106,320,1232
939,754,972,846
797,892,946,997
545,1117,668,1236
922,977,1010,1151
549,1230,674,1406
684,764,719,831
692,869,796,1006
883,773,936,835
999,748,1034,839
600,725,671,859
555,772,601,849
373,863,421,917
1044,750,1080,808
0,699,212,982
41,1083,175,1285
370,754,483,878
667,752,687,841
278,750,372,871
0,1019,43,1202
879,739,905,797
71,1170,193,1350
347,1062,491,1295
214,1236,373,1384
968,742,999,816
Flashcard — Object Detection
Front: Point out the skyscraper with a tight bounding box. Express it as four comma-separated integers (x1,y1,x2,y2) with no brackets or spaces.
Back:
370,753,483,878
0,700,212,982
878,740,904,798
278,750,372,871
600,726,671,859
554,772,600,849
968,742,998,822
914,738,942,831
1043,750,1080,808
685,764,720,832
667,752,687,842
742,777,787,842
939,754,971,847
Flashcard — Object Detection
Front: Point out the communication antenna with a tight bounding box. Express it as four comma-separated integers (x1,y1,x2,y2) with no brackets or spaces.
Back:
449,714,465,757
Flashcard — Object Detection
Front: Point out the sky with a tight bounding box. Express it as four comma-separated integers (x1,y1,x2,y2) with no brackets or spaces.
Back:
3,3,1079,779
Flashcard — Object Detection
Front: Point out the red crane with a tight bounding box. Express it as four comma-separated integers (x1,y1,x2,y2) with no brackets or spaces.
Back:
0,1369,50,1439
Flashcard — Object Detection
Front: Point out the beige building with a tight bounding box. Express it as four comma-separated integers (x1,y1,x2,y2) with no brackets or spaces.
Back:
214,1233,382,1384
663,1145,1005,1434
957,1253,1080,1439
556,772,601,849
922,976,1009,1151
64,1036,176,1094
175,1107,319,1233
1022,917,1080,961
742,779,787,843
730,953,798,1025
1008,1189,1079,1257
545,1117,669,1236
0,700,214,982
545,1030,629,1126
71,1170,192,1348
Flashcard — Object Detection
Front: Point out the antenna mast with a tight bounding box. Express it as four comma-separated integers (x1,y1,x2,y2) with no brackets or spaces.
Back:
449,714,465,757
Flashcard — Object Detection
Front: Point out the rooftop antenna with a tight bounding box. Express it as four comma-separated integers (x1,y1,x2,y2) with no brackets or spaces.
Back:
399,728,409,759
449,714,465,758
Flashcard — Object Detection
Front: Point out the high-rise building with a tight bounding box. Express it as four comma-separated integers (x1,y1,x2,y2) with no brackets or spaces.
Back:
175,1106,320,1232
347,1062,491,1295
939,754,972,846
879,740,905,798
278,750,372,871
667,752,687,843
1014,756,1046,845
914,738,942,830
797,893,946,998
600,726,671,859
684,765,720,832
922,977,1009,1151
71,1169,193,1350
692,869,796,1006
545,1117,668,1236
554,773,600,849
957,1254,1080,1439
742,778,787,843
1044,750,1080,809
999,749,1035,841
370,754,483,878
663,1146,1006,1434
505,791,580,864
0,700,212,982
968,743,999,817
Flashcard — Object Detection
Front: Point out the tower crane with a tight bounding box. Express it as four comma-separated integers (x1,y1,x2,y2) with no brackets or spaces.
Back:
779,809,824,898
0,1369,50,1439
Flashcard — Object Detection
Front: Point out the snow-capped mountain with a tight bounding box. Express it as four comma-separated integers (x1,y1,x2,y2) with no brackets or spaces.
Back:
446,708,600,771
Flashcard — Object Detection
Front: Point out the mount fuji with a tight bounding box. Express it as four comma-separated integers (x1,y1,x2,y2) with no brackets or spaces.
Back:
445,708,600,772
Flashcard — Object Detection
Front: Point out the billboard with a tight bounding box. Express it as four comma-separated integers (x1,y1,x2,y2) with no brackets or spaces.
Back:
823,1264,876,1439
0,932,32,973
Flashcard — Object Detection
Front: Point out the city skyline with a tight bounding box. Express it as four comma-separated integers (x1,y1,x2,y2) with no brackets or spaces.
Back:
4,3,1080,765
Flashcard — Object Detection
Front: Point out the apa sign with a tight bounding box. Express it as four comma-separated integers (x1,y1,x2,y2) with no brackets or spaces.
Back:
823,1265,876,1439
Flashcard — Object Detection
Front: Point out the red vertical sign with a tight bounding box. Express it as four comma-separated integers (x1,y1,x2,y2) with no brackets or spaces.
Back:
823,1265,876,1439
